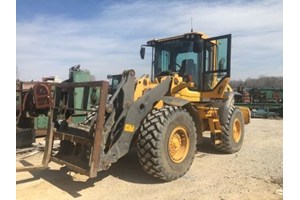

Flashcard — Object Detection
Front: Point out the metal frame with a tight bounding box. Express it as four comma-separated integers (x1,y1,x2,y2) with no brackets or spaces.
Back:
17,81,109,178
202,34,231,91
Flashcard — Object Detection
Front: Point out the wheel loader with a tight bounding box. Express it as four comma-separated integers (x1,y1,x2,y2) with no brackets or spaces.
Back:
17,32,250,181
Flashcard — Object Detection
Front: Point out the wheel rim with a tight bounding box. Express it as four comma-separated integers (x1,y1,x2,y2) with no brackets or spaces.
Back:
168,126,190,163
233,119,241,143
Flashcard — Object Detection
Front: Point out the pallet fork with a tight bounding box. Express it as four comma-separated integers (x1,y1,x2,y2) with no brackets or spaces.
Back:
17,81,109,178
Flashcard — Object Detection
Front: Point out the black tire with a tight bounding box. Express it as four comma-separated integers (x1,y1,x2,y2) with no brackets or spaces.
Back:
213,106,245,153
137,105,197,181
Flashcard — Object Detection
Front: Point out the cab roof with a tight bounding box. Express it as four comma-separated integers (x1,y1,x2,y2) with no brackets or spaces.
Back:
147,32,210,45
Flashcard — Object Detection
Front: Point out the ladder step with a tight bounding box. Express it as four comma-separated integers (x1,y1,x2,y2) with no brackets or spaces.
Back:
212,119,219,123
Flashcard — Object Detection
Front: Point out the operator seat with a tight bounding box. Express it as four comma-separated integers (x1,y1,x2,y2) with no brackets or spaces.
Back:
180,59,198,85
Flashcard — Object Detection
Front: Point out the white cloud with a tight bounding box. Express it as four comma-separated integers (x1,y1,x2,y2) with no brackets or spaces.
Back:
17,0,282,81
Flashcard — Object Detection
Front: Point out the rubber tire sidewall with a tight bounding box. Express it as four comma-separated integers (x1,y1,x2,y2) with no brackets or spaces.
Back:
137,106,197,181
160,110,197,177
225,108,244,153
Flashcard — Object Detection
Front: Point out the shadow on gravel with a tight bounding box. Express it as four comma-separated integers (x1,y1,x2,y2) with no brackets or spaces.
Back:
105,149,165,184
17,161,98,198
16,150,163,198
16,137,227,198
196,137,226,155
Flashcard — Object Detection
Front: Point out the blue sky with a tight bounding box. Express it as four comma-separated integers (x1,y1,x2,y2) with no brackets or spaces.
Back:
16,0,283,81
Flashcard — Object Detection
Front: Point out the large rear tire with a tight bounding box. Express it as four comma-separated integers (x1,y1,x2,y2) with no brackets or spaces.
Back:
213,106,245,153
137,105,197,181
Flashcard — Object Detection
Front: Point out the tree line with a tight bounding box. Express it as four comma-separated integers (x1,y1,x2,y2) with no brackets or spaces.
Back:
230,76,283,89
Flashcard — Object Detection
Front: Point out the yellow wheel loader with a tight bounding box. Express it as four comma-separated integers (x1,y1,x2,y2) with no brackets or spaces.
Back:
17,32,250,181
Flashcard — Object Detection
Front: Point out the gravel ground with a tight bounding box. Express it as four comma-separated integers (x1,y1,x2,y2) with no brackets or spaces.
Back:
16,118,283,200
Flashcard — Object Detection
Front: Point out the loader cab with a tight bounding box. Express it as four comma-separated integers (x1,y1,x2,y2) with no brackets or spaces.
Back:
107,74,122,94
142,32,231,91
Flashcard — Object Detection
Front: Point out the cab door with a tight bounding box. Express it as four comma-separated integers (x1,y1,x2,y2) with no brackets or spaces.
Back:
201,34,231,91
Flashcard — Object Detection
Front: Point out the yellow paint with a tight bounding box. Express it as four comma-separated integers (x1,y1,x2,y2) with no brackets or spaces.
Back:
233,118,241,142
168,126,190,163
202,77,230,99
124,124,135,133
169,74,201,102
238,106,251,124
134,75,168,101
196,106,222,133
154,100,164,109
174,88,200,102
154,32,210,43
134,75,151,101
132,32,249,138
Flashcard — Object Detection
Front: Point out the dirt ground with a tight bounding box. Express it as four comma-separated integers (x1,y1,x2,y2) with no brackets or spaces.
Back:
16,118,283,200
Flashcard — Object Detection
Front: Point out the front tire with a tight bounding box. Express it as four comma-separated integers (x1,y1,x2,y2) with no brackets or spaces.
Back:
137,105,197,181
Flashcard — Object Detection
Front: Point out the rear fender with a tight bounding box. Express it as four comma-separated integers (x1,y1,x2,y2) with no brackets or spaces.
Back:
211,91,250,125
238,106,251,124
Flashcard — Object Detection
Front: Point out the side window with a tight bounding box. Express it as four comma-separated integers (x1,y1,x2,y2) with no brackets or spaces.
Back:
202,34,231,91
205,42,214,72
112,78,119,91
161,50,170,72
216,38,228,71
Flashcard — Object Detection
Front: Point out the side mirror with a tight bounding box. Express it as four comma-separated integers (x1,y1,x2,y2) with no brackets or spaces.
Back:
140,47,145,59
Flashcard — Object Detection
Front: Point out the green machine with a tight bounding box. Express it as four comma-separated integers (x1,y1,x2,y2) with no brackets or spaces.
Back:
64,65,100,124
16,65,94,147
235,87,283,118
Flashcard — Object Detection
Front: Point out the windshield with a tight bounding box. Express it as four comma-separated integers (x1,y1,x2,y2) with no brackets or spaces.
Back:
154,39,202,87
149,34,231,91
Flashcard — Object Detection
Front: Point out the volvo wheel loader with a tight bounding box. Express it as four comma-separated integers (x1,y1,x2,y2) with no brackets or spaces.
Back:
17,32,250,181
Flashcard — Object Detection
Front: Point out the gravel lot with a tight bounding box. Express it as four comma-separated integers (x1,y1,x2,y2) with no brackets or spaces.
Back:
16,118,283,200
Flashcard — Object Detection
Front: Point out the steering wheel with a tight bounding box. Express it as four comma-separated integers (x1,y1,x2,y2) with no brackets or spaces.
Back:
175,63,182,71
156,63,182,77
157,70,173,76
